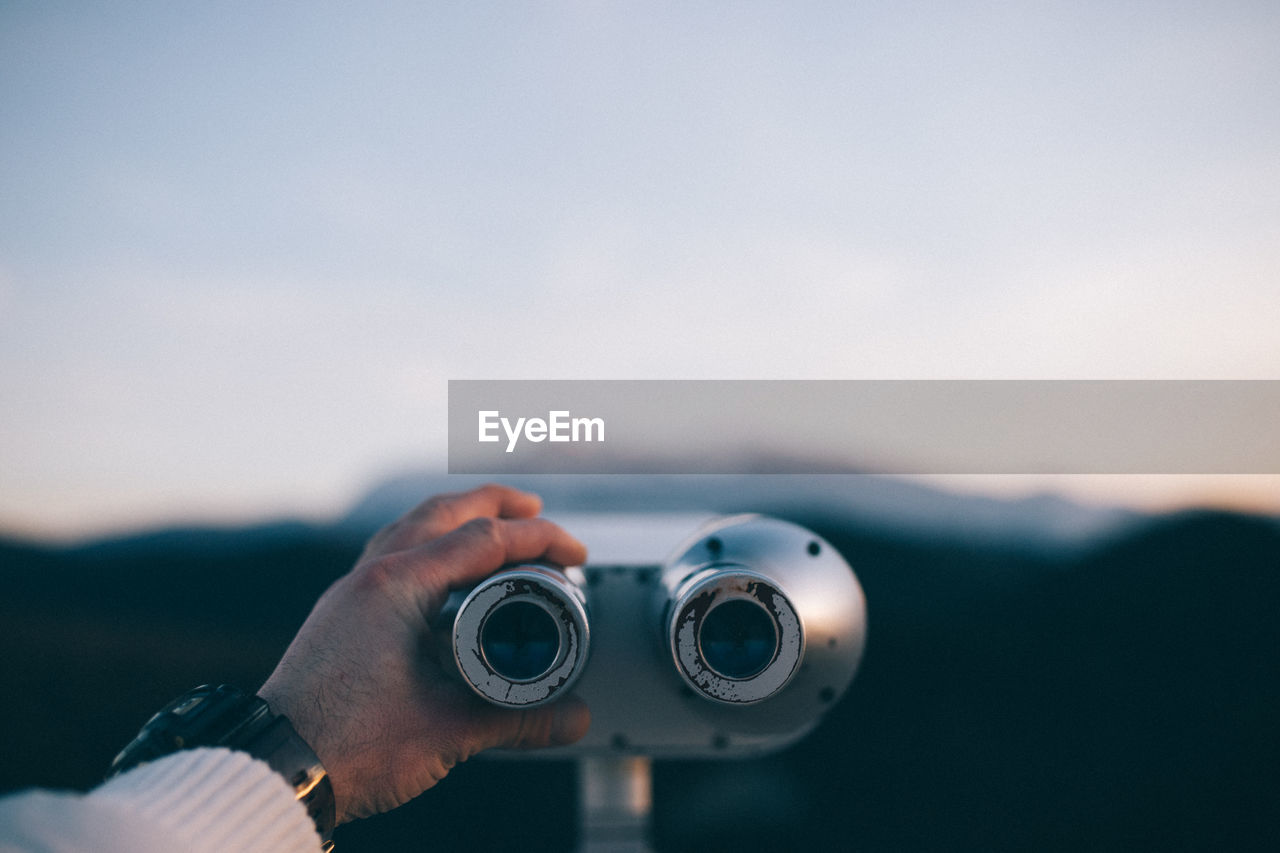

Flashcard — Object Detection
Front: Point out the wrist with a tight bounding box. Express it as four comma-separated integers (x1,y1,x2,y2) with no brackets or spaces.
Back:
257,679,348,821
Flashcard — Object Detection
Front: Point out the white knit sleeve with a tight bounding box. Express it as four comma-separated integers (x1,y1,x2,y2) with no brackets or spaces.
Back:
0,748,322,853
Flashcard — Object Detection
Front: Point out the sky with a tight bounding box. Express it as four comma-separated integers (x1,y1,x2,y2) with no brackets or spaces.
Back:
2,1,1278,539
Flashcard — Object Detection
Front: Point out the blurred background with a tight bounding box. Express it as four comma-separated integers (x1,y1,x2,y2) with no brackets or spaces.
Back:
2,2,1278,850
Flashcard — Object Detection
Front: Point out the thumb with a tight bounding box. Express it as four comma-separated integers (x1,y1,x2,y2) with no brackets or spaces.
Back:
478,696,592,753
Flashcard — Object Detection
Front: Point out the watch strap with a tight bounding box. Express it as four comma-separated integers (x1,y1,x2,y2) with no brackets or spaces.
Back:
240,713,336,845
109,685,335,847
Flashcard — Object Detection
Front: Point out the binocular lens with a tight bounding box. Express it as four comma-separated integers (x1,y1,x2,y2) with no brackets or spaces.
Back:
698,599,778,680
480,600,561,682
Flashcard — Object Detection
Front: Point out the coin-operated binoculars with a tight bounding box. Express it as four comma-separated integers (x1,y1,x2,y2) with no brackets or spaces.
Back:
442,514,867,852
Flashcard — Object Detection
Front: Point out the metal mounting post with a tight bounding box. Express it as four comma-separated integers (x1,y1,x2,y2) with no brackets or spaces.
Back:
578,755,653,853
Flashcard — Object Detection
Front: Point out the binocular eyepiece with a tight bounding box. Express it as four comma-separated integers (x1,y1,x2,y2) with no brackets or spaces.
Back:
444,514,866,754
450,565,590,707
666,567,803,704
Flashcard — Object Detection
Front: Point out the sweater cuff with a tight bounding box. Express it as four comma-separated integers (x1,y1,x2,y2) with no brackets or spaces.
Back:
96,747,322,853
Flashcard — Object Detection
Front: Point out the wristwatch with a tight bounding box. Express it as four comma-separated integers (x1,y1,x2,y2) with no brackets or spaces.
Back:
109,684,336,850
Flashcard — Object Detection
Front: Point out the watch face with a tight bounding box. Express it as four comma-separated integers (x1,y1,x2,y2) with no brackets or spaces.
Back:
109,685,264,775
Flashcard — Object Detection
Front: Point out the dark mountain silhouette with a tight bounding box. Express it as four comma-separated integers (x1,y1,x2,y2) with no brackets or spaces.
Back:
343,472,1139,550
1,480,1277,851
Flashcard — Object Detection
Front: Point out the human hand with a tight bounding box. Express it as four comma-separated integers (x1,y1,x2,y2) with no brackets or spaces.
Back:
258,484,591,823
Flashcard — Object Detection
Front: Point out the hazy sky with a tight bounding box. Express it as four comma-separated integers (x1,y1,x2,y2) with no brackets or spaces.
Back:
2,2,1278,537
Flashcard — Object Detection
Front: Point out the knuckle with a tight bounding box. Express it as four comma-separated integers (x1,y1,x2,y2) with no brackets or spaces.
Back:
421,493,452,516
514,711,534,746
368,520,400,546
460,515,501,537
415,494,461,530
458,516,508,560
352,555,405,596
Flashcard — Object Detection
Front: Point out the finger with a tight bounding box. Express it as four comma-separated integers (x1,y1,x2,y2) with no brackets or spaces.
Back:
406,516,588,604
473,696,592,752
364,484,543,557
